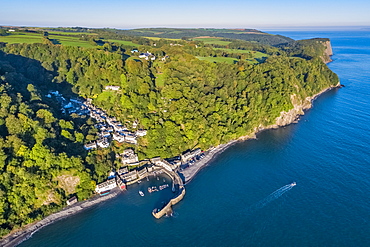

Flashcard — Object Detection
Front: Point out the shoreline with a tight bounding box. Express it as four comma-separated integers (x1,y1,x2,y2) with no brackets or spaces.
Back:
0,84,341,247
0,190,121,247
180,84,341,184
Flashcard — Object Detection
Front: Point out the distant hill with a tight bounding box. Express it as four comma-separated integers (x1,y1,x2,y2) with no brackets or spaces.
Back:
112,28,294,46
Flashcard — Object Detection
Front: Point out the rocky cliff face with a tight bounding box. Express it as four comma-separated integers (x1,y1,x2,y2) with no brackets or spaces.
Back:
320,40,333,63
274,84,340,127
238,84,340,141
274,94,310,127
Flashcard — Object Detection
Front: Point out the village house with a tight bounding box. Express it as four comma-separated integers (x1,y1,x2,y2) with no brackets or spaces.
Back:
105,85,120,91
137,167,148,178
117,167,129,175
99,131,111,138
97,137,110,148
150,157,161,164
116,176,126,190
121,170,138,182
112,132,125,143
181,148,202,163
135,129,147,137
139,52,156,61
106,126,114,132
84,142,97,150
66,196,78,206
156,160,175,171
95,178,117,194
120,149,139,164
124,134,137,144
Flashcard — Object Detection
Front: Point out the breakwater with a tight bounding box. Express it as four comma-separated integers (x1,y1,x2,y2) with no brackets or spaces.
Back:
152,168,186,219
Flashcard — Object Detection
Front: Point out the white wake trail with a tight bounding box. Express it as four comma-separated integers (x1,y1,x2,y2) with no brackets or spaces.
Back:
250,183,296,211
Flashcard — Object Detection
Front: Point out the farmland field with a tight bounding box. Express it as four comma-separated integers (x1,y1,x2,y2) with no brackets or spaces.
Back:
144,36,180,41
0,32,96,47
0,32,139,48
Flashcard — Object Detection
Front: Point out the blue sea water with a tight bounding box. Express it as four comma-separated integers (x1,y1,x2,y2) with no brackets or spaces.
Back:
20,31,370,247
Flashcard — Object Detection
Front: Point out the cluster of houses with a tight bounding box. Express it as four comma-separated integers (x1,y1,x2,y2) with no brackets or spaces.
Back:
46,91,90,115
83,100,147,150
131,48,171,62
95,149,149,194
94,148,204,196
138,51,156,61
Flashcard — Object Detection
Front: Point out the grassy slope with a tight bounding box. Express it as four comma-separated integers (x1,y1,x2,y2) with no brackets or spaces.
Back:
0,32,140,48
0,32,96,47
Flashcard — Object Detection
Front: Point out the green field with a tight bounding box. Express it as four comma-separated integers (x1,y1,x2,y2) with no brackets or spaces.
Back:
0,32,43,44
144,36,180,41
193,37,231,46
0,32,96,47
196,56,238,64
48,31,97,36
0,32,139,48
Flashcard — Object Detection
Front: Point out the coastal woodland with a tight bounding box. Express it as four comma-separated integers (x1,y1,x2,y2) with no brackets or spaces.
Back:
0,28,338,236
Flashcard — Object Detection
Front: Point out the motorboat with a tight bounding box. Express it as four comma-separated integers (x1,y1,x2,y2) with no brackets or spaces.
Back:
139,190,144,196
291,182,296,186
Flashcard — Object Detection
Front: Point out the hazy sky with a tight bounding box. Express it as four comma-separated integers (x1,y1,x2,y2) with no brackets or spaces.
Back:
1,0,370,29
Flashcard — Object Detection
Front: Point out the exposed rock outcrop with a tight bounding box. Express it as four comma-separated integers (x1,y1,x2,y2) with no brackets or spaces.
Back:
320,40,333,63
274,83,340,128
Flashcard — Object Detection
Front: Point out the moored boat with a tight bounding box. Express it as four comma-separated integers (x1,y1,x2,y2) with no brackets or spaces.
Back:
99,190,110,196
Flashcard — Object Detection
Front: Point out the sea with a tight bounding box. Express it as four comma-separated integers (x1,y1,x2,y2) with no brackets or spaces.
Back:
20,30,370,247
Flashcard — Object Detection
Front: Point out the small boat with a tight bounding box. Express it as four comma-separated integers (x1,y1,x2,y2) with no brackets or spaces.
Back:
148,187,152,193
139,190,144,196
157,177,159,180
291,182,296,186
137,180,141,184
99,190,110,196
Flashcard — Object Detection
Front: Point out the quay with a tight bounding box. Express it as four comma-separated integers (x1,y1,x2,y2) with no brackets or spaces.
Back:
151,167,185,219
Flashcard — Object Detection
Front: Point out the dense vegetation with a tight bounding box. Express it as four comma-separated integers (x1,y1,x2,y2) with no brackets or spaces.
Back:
0,29,338,237
0,51,103,236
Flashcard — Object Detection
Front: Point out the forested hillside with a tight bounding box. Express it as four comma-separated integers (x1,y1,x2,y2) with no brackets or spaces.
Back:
0,32,338,236
0,50,120,236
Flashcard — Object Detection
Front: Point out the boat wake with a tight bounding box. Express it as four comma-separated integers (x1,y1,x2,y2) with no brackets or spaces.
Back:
249,182,296,211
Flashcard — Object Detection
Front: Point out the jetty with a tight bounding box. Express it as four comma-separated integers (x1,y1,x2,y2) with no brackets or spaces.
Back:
151,167,186,219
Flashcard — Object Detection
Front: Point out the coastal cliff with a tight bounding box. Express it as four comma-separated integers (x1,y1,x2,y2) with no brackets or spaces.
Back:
320,40,334,63
238,83,341,141
274,84,339,127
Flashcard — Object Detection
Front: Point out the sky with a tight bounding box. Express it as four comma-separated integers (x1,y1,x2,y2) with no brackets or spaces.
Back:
1,0,370,30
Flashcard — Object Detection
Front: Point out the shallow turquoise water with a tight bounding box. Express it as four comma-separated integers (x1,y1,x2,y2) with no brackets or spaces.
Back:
21,31,370,247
